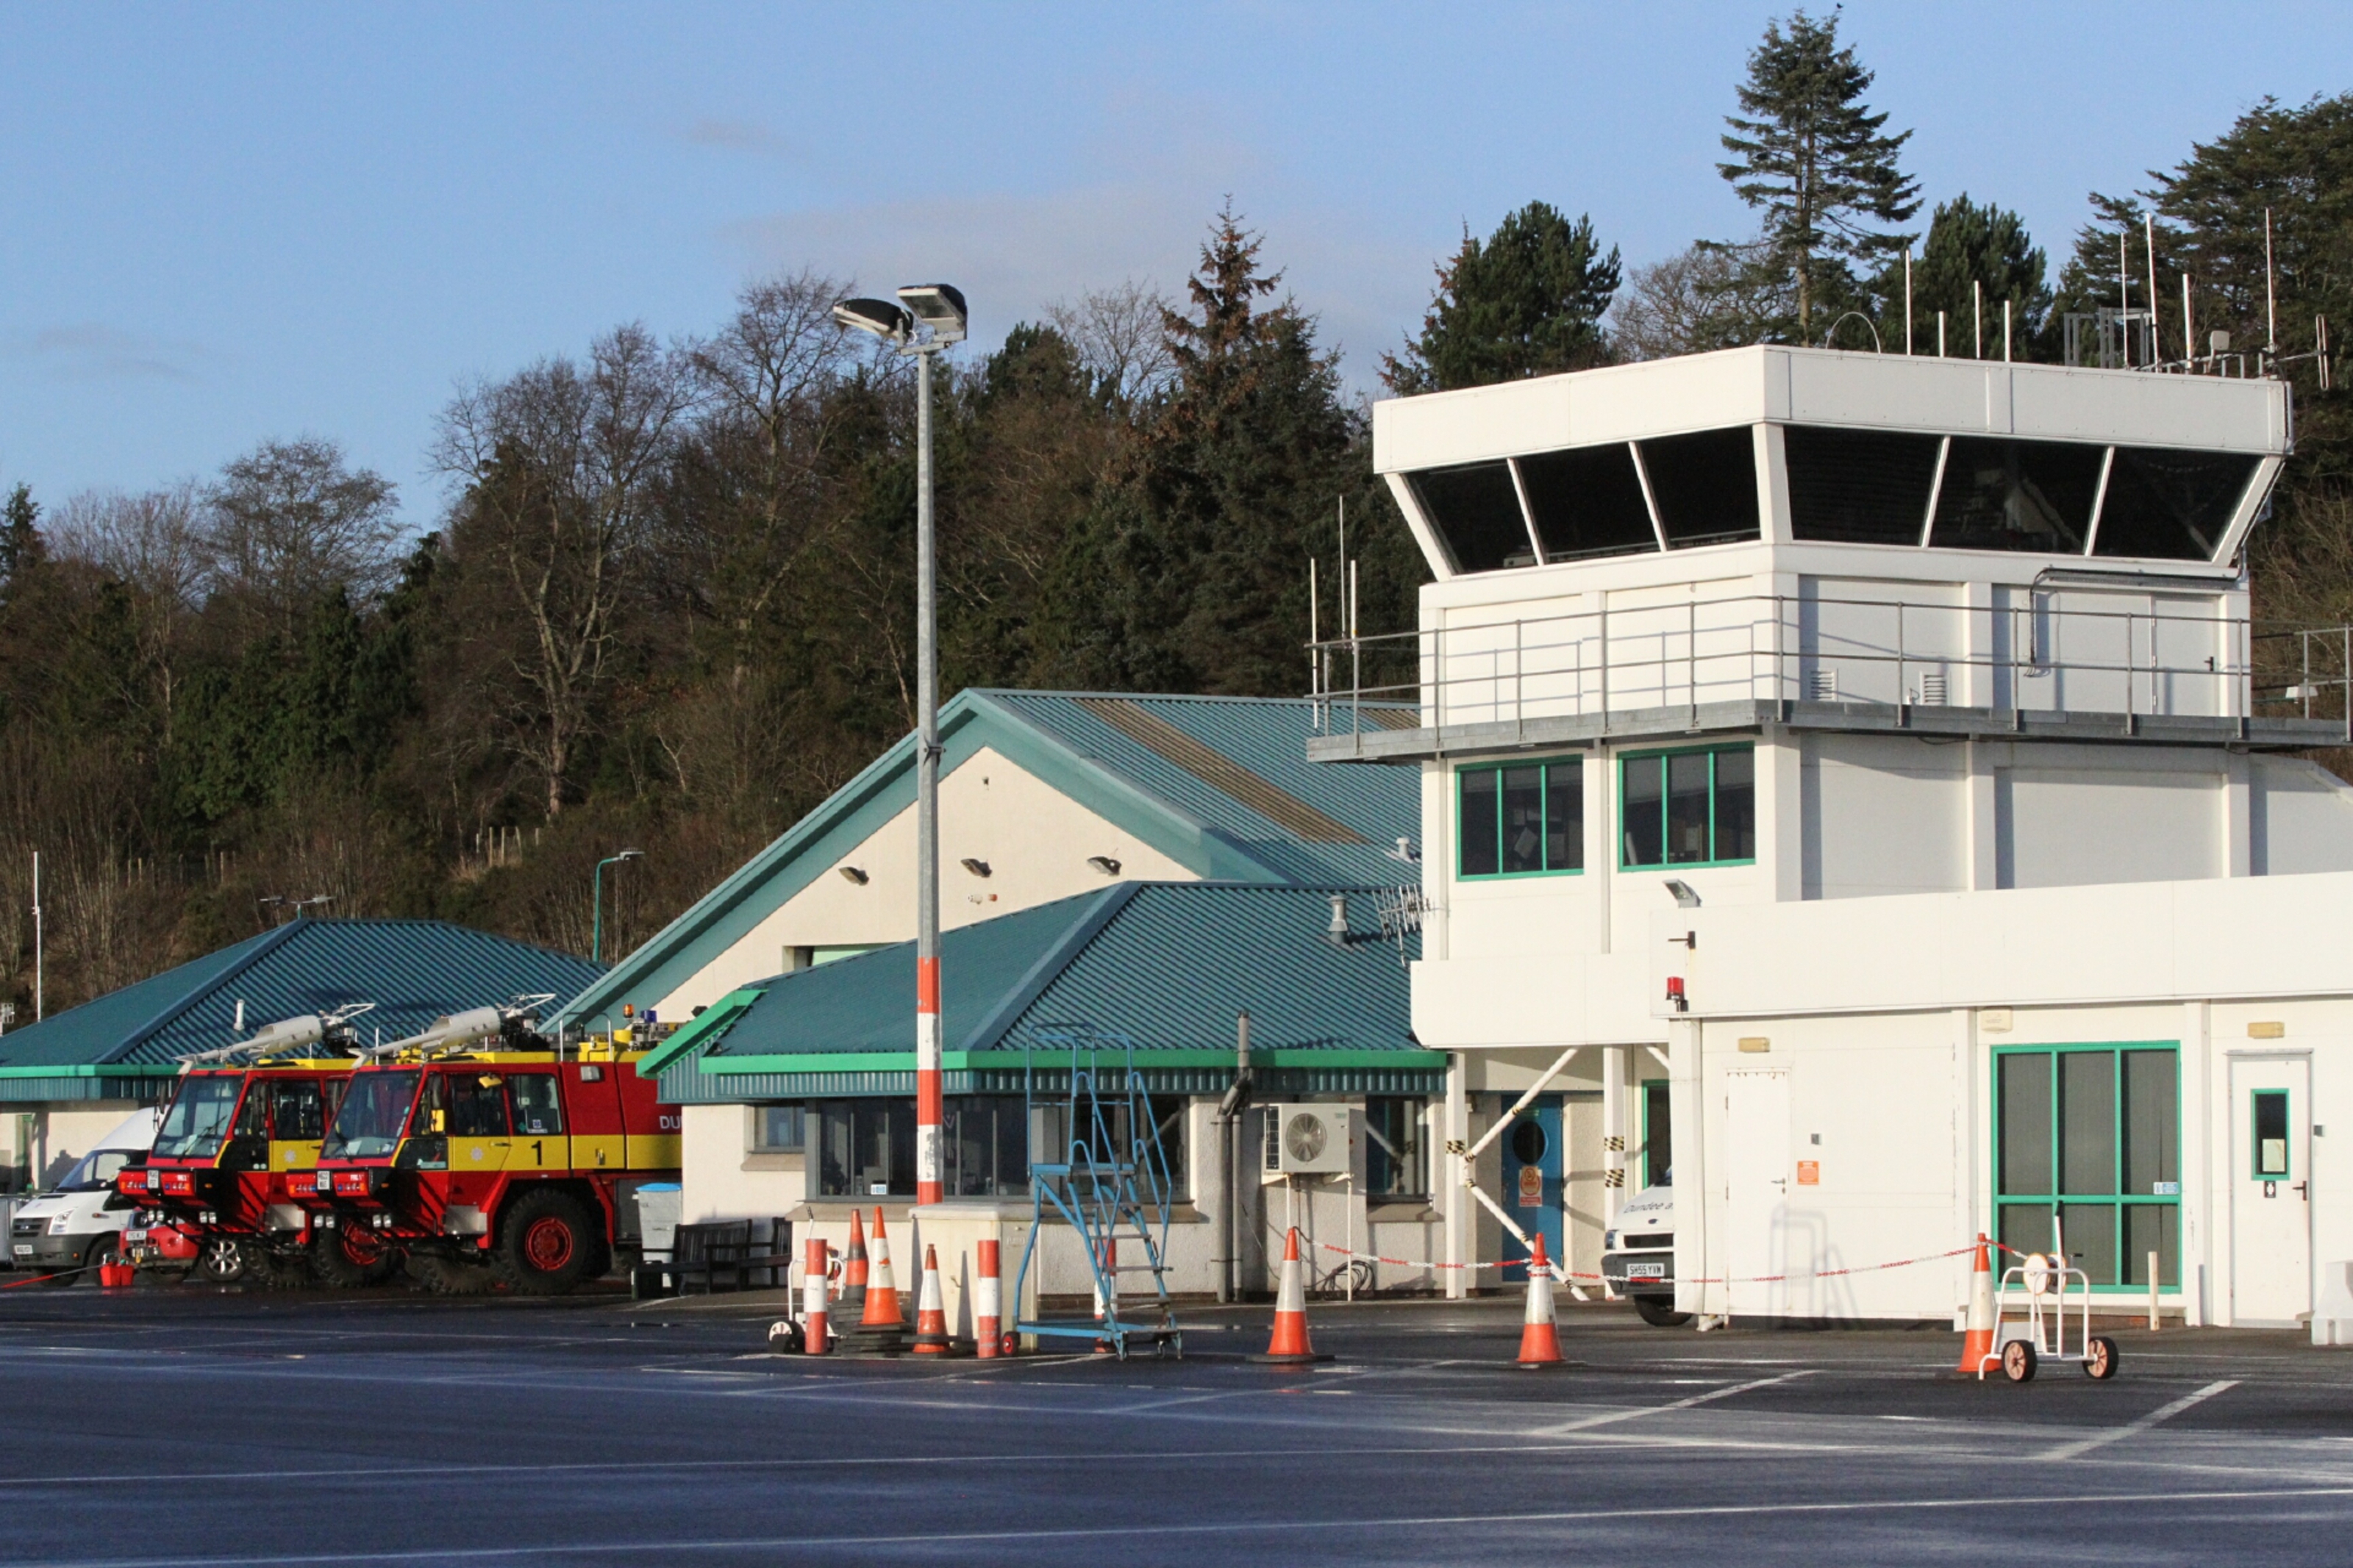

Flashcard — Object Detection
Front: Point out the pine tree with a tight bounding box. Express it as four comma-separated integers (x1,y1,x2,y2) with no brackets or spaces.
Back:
0,483,44,603
1718,10,1919,339
1382,202,1621,392
1877,195,2050,357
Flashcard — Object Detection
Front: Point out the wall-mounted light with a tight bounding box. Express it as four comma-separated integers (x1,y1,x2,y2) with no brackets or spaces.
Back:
960,858,991,878
1087,856,1122,876
838,866,869,886
1663,878,1701,909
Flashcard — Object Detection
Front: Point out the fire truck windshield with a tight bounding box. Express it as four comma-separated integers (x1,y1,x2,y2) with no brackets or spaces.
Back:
153,1075,244,1159
322,1070,421,1160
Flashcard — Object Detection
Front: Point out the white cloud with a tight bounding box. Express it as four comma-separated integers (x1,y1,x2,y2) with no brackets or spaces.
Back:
13,323,209,384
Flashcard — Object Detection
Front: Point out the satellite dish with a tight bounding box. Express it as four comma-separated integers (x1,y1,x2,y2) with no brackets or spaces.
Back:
1284,1112,1328,1166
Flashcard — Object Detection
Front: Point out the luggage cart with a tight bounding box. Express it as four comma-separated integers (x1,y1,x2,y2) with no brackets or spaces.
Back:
1978,1241,2120,1383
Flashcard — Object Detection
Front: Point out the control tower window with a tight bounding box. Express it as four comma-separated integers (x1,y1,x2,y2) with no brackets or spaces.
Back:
1405,462,1531,574
1929,438,2102,554
1638,428,1760,548
1785,426,1943,545
1518,443,1659,562
2093,448,2258,562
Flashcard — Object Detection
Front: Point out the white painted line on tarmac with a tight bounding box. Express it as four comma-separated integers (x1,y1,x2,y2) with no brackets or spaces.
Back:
40,1481,2353,1566
2039,1378,2240,1461
1529,1370,1813,1435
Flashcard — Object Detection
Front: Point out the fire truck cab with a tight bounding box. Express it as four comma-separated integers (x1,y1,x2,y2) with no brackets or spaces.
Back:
116,1007,371,1285
298,1003,678,1295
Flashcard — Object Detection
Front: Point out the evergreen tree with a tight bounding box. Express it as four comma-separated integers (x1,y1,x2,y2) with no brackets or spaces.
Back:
1382,202,1621,392
0,484,44,604
1718,9,1919,339
1876,194,2050,358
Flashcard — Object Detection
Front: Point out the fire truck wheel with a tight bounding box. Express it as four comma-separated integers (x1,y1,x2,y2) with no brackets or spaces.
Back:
311,1225,400,1287
410,1254,498,1296
191,1236,249,1286
496,1189,597,1295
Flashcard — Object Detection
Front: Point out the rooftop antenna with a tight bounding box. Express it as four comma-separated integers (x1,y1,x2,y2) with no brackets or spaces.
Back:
2265,207,2278,359
2119,230,2132,367
2145,213,2163,366
1973,279,1983,359
1903,248,1914,355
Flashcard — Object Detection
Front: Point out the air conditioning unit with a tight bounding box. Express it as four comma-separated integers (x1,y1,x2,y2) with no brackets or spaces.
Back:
1263,1105,1355,1176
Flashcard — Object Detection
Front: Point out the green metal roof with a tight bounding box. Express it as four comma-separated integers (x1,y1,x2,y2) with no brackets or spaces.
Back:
0,918,604,1100
656,881,1439,1102
557,690,1418,1028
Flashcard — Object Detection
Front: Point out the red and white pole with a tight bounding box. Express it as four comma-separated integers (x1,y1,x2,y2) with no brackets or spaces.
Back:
802,1237,829,1355
975,1238,1003,1358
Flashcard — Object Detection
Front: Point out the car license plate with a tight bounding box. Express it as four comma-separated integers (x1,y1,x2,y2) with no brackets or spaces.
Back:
1627,1261,1667,1280
10,1244,29,1256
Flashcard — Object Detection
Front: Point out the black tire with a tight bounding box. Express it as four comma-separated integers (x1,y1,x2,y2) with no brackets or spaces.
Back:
2085,1334,2119,1381
410,1253,499,1296
495,1189,598,1296
311,1225,399,1287
2002,1338,2038,1383
1631,1295,1692,1328
191,1235,248,1285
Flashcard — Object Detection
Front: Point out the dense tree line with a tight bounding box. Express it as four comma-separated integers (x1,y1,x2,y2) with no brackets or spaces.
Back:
1,10,2346,1014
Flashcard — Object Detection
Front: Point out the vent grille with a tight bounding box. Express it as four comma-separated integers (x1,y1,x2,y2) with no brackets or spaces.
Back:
1915,671,1949,706
1076,698,1366,844
1804,668,1839,701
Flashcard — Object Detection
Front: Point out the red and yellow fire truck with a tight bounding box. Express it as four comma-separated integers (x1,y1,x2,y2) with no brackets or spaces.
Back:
293,1003,679,1295
116,1006,374,1285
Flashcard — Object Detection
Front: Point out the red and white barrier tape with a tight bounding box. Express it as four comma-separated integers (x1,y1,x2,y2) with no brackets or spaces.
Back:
1314,1237,1985,1286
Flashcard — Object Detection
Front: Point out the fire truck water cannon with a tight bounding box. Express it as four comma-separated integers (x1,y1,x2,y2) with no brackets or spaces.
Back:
178,1001,378,1067
367,995,559,1059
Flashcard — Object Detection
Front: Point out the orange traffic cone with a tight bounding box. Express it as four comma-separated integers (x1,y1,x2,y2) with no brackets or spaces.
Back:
839,1209,868,1312
975,1238,1004,1359
911,1245,951,1354
1956,1232,1996,1375
1249,1226,1331,1364
860,1207,902,1327
1516,1234,1565,1368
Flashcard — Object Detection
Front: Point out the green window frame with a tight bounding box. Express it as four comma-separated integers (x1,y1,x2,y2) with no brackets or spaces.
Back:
1457,757,1585,879
1618,744,1756,870
1993,1042,2180,1292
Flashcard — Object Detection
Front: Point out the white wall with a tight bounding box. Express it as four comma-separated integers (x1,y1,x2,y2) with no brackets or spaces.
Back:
2254,756,2353,876
1801,734,1967,899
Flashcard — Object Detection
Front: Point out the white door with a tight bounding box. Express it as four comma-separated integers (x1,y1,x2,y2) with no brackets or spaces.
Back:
1725,1069,1791,1317
2232,1055,2313,1326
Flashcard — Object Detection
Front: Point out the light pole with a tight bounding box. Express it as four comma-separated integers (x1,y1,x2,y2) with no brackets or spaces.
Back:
592,849,643,964
835,283,965,1207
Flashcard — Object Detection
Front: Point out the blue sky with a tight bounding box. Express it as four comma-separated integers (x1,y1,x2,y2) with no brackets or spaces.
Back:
3,2,2346,533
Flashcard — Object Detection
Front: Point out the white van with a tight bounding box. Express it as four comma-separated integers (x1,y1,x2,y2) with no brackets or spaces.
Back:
1600,1184,1687,1326
6,1109,160,1283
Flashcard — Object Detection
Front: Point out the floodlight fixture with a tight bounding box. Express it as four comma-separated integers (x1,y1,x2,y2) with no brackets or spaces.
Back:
896,283,968,344
833,297,913,343
1663,878,1702,909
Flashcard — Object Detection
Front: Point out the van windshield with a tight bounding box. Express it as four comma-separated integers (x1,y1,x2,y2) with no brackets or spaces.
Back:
54,1148,135,1193
153,1075,245,1159
322,1071,420,1160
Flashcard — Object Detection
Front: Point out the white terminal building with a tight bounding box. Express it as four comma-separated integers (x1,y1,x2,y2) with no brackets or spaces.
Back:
1316,343,2353,1328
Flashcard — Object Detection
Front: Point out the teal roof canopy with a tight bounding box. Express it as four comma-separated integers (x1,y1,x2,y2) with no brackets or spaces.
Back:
560,690,1418,1028
0,918,604,1099
655,881,1439,1102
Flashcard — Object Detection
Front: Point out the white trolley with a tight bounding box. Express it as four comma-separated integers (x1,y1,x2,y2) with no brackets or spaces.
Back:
1977,1234,2121,1383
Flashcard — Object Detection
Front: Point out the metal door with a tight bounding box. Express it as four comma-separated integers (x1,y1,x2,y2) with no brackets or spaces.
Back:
2232,1055,2313,1326
1501,1095,1563,1274
1726,1069,1791,1317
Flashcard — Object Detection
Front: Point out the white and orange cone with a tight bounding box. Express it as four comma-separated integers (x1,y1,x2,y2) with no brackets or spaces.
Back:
911,1245,951,1354
861,1207,903,1326
975,1239,1004,1358
1252,1226,1327,1364
1517,1234,1565,1368
839,1208,868,1311
1957,1232,1996,1375
801,1237,830,1355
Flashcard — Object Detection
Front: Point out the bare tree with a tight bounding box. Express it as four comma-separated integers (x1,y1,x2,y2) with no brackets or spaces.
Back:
206,437,402,639
1048,279,1177,406
1607,243,1792,361
434,323,692,817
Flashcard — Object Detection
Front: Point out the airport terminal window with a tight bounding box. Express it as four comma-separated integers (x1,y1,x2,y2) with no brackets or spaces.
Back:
1406,462,1533,573
1458,757,1584,878
1619,745,1754,868
818,1099,916,1196
1638,428,1760,548
1365,1098,1429,1200
1929,437,2102,553
1784,426,1943,545
750,1104,803,1153
2093,448,2258,562
1517,443,1659,561
1994,1044,2179,1290
943,1098,1027,1197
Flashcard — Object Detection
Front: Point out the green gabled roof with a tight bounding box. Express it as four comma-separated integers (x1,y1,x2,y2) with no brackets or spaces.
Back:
657,881,1438,1101
0,919,604,1099
556,690,1417,1028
